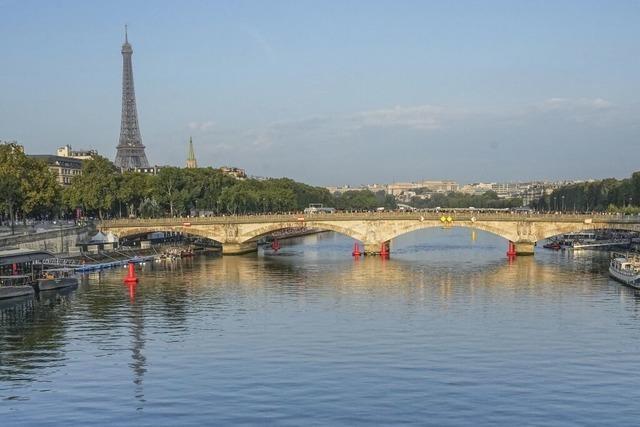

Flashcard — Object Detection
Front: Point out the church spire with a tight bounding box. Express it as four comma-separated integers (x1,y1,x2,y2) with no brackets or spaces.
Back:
186,136,198,168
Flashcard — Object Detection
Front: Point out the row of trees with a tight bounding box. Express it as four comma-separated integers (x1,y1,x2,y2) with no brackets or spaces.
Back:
62,156,339,218
0,145,395,222
65,158,400,217
4,140,639,223
531,172,640,213
0,143,60,231
410,190,523,209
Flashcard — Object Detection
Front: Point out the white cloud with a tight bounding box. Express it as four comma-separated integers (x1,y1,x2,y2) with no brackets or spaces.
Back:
538,97,613,112
187,97,627,164
531,97,618,125
188,120,215,131
353,105,447,130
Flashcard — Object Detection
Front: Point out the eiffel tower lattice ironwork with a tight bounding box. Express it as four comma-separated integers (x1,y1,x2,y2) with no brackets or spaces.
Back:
115,25,150,170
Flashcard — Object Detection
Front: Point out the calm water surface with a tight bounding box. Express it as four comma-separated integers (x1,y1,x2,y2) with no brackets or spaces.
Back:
2,229,640,426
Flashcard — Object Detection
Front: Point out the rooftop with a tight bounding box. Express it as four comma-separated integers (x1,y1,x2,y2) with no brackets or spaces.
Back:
0,248,54,266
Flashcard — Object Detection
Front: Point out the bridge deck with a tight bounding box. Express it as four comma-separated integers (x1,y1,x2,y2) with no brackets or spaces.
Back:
100,212,640,227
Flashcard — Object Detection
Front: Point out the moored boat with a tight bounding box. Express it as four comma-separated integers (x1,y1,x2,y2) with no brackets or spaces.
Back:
0,275,36,299
37,268,79,291
543,240,561,250
609,253,640,289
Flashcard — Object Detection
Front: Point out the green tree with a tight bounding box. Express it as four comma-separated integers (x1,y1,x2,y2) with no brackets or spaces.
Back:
118,172,156,217
334,190,379,210
67,155,119,219
155,167,187,216
0,171,23,234
0,143,58,226
218,182,259,214
631,172,640,207
21,158,60,218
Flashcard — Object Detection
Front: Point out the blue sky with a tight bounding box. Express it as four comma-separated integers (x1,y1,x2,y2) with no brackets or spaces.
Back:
1,0,639,185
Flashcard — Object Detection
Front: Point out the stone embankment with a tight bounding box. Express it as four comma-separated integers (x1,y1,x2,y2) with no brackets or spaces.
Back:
0,224,95,255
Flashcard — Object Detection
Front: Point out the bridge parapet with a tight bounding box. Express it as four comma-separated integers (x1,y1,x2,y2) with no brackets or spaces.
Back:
100,212,640,227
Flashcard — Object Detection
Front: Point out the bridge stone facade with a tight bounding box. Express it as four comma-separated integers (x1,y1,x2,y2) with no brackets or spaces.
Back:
99,213,640,255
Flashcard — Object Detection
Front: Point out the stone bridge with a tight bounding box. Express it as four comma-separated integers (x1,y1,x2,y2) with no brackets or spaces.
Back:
98,212,640,255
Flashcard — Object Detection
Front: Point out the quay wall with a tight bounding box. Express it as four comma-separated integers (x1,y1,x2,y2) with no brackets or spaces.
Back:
0,225,95,255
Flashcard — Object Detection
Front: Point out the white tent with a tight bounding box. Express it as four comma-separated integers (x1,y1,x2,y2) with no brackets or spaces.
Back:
90,231,117,243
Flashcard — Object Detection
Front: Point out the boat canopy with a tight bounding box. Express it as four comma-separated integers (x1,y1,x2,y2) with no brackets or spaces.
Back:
0,249,54,266
0,274,33,279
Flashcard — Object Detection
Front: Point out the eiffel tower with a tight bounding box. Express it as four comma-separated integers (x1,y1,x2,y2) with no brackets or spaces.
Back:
115,25,150,170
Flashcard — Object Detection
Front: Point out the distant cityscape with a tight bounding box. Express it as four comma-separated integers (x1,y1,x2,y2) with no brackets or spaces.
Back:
327,179,587,207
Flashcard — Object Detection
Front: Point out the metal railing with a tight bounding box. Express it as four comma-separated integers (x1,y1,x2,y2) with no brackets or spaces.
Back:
35,258,82,267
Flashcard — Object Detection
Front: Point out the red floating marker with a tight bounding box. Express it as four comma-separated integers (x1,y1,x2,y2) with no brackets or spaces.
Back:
352,242,361,257
507,241,517,258
123,261,139,284
380,242,389,257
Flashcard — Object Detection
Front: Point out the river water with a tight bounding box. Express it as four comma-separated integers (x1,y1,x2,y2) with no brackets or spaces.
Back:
1,229,640,426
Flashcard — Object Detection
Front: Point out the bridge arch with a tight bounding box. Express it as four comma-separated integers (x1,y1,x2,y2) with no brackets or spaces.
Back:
537,222,640,241
378,221,517,244
237,221,366,243
105,226,226,244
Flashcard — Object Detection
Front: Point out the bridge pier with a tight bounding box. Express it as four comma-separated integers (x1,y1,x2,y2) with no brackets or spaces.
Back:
514,241,535,256
364,241,390,256
222,242,257,255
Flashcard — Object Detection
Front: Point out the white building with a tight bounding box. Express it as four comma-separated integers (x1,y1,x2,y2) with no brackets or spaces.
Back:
416,180,459,193
57,145,97,160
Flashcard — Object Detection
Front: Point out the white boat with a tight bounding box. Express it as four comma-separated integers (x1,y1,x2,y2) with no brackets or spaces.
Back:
559,232,597,249
573,238,631,250
0,275,36,299
37,268,79,291
609,253,640,289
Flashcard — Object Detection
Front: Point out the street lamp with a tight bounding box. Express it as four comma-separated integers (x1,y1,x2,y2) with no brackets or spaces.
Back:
561,195,565,212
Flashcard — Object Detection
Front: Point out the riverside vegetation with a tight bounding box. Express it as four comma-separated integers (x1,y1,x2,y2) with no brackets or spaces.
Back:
2,142,640,224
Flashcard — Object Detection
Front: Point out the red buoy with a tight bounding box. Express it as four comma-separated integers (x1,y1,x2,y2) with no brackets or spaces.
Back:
507,241,517,258
352,242,361,257
124,261,139,284
271,239,281,252
380,242,389,257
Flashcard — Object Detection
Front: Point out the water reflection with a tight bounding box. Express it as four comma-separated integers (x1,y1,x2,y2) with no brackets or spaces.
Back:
2,230,640,425
0,289,74,386
127,283,146,408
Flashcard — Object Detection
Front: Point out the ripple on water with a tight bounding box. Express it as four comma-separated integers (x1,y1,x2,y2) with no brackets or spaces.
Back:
2,230,640,425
